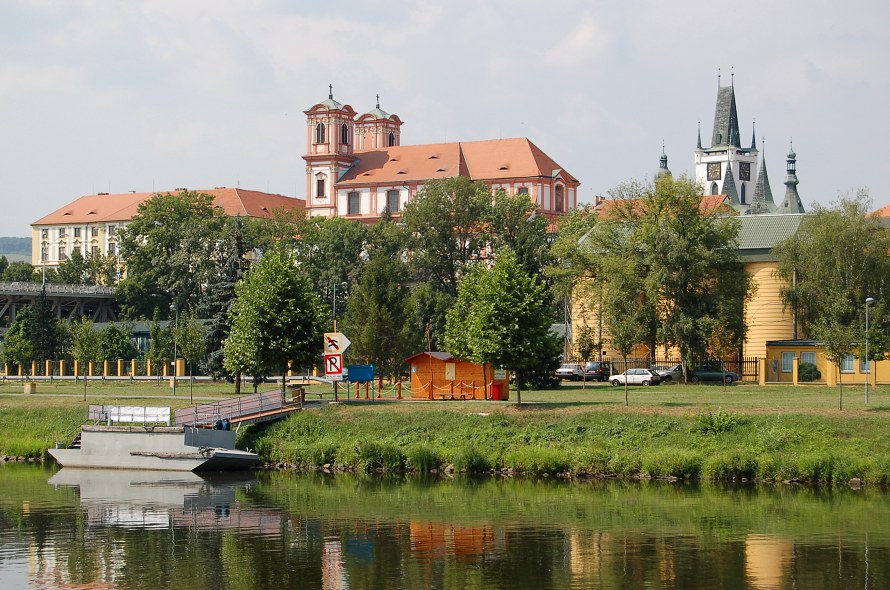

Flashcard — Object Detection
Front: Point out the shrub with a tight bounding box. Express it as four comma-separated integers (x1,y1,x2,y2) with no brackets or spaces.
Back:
452,447,491,474
642,449,702,479
703,452,757,481
504,447,571,475
798,362,821,382
406,446,442,472
354,441,405,473
694,408,739,435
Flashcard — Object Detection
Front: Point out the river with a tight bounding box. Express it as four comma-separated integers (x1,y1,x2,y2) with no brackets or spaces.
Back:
0,463,888,589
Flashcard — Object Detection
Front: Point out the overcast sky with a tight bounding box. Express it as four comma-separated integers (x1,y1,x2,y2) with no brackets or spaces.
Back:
1,0,888,237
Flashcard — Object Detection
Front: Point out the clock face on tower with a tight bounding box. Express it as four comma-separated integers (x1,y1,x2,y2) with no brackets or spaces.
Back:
707,162,721,181
739,162,751,181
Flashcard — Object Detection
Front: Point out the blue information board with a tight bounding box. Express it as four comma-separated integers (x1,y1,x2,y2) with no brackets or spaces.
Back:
346,364,375,383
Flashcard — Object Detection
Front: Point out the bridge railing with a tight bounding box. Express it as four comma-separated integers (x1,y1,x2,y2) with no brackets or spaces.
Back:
0,281,115,295
174,391,284,426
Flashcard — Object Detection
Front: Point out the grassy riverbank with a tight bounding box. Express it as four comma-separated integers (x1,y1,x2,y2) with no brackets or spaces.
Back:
4,381,890,485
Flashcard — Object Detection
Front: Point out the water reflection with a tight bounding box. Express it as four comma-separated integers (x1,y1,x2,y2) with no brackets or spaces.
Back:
0,465,888,589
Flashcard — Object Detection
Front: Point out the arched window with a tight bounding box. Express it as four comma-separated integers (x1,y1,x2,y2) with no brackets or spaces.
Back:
554,185,564,212
388,132,395,147
348,192,360,215
341,123,349,145
710,182,718,195
740,183,746,204
316,122,326,144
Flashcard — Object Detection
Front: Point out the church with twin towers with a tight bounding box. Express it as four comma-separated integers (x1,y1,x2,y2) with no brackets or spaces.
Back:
660,71,805,215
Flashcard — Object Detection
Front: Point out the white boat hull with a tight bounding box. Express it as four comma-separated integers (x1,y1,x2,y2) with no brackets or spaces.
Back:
49,425,257,472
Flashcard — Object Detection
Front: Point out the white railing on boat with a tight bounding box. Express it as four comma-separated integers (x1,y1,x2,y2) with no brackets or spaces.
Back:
88,405,172,425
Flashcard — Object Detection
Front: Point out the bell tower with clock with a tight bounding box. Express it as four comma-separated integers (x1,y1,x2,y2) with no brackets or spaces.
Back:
694,71,759,209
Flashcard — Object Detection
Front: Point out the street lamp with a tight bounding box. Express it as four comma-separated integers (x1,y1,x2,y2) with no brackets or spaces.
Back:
171,302,179,397
865,297,875,404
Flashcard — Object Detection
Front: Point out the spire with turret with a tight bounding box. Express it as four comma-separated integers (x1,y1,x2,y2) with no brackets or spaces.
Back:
748,138,777,214
779,141,805,214
656,143,671,181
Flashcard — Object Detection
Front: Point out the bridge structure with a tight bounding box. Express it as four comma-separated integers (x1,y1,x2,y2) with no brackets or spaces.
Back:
0,281,117,333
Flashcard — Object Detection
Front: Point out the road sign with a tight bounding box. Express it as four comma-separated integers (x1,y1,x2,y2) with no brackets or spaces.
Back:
324,353,343,380
324,332,351,353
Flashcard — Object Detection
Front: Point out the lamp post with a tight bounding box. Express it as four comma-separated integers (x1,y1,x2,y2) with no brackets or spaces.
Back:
171,302,179,397
865,297,875,404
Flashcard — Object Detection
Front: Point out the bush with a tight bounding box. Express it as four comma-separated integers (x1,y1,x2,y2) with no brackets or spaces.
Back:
703,452,757,481
354,441,405,473
694,408,739,435
504,447,571,475
798,362,821,382
642,449,702,479
406,446,442,472
451,447,491,474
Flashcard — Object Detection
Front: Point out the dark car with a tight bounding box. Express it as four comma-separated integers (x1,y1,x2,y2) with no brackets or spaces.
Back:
584,361,612,382
690,365,740,383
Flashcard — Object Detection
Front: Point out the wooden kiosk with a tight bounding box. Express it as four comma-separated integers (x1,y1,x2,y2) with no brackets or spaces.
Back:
405,352,510,401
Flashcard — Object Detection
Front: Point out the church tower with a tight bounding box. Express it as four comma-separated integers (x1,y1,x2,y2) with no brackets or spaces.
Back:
303,86,358,218
694,72,759,209
354,95,403,150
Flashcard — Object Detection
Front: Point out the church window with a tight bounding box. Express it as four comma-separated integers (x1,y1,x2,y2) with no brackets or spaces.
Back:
518,187,529,195
740,183,746,204
386,190,400,213
388,132,396,147
341,123,349,145
710,182,718,195
316,177,326,199
348,192,360,215
316,123,326,144
554,185,564,212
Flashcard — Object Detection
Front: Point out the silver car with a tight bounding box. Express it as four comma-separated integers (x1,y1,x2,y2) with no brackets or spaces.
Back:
610,368,661,386
555,363,584,381
650,364,683,383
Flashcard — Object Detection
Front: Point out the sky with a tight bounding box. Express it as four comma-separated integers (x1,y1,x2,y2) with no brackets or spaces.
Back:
1,0,889,237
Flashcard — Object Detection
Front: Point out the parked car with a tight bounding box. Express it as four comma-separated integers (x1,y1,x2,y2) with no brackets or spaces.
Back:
584,361,613,382
610,368,661,386
650,364,683,383
555,363,585,381
690,365,740,383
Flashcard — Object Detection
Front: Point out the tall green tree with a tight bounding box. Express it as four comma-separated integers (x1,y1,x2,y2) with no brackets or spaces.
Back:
342,251,412,380
488,190,553,278
2,261,37,282
224,245,327,392
444,248,557,405
175,308,207,401
98,322,138,364
70,316,100,400
775,190,890,405
30,287,59,367
293,216,367,324
3,307,34,378
402,177,493,297
198,216,250,380
117,191,226,318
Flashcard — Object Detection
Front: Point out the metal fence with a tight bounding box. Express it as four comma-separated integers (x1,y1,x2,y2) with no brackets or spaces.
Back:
601,357,760,382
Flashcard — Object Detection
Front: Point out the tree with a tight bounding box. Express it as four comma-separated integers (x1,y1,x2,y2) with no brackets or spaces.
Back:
444,249,557,405
401,177,493,297
70,316,100,400
4,307,34,379
589,175,748,373
198,216,250,380
0,255,7,276
29,287,59,369
175,308,207,402
117,191,226,318
146,310,169,384
2,261,37,282
403,283,454,355
293,216,367,324
342,251,412,380
54,250,89,284
488,190,553,278
98,322,138,366
224,245,327,392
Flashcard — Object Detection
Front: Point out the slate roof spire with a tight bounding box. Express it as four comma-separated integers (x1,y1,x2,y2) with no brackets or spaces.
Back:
748,138,777,214
710,73,742,148
656,142,671,180
751,119,757,150
721,166,740,206
696,121,702,150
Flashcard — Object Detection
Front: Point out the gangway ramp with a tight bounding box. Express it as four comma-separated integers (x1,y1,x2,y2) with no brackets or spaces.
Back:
174,391,301,428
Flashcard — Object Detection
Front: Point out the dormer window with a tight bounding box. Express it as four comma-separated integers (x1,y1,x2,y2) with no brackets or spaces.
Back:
316,122,326,144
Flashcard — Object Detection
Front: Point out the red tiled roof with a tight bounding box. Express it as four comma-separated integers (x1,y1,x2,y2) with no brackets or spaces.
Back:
873,203,890,217
32,188,304,226
594,194,732,218
337,138,577,186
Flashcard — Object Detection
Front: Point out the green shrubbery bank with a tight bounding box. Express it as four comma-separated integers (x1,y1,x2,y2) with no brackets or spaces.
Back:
3,386,890,486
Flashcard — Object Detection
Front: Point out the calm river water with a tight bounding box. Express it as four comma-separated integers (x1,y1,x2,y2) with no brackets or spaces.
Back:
0,463,888,589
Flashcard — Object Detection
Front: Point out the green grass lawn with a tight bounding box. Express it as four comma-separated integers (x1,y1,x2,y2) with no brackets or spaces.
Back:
3,379,889,484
